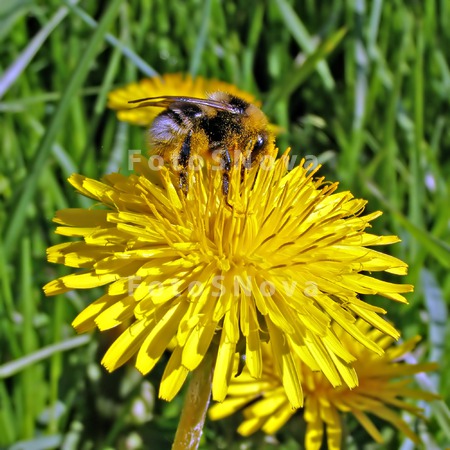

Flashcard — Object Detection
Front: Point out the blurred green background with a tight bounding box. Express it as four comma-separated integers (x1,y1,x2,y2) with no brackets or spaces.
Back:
1,0,449,448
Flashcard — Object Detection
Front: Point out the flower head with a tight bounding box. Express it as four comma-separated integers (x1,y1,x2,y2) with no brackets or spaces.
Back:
107,73,262,126
209,321,438,449
44,151,412,405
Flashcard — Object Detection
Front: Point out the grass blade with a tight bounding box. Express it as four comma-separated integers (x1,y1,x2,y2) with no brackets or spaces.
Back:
0,335,90,379
274,0,335,90
62,0,158,77
189,0,212,76
265,27,347,112
0,4,73,99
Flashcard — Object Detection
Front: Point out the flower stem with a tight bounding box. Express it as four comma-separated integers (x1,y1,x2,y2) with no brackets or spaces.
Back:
172,350,215,450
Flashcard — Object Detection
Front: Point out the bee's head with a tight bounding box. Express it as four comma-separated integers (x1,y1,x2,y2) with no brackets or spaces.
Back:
205,92,275,163
241,103,274,162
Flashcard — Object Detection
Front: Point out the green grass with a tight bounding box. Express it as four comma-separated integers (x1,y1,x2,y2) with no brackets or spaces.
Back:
1,1,449,449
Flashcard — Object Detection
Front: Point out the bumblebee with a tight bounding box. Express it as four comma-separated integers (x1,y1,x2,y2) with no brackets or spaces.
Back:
128,92,274,195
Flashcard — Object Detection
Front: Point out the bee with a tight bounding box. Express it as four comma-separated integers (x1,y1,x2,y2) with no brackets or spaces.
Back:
128,92,274,195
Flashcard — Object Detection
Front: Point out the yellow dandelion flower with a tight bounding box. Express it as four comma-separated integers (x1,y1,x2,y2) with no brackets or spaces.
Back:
44,152,412,405
209,320,438,449
107,73,262,126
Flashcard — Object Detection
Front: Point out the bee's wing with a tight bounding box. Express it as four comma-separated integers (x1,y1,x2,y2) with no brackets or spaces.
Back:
128,95,241,114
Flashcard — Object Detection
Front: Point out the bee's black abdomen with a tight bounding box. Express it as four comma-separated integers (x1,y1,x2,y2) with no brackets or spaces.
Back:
178,104,203,118
150,104,203,145
164,109,184,127
227,95,249,114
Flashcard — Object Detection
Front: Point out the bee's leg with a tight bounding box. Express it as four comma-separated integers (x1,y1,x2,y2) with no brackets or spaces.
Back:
241,157,251,182
178,133,191,194
219,147,232,196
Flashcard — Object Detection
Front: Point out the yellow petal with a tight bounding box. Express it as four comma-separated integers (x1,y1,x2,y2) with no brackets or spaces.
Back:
267,319,303,408
212,335,236,402
95,295,135,331
159,347,189,401
72,293,127,332
101,320,150,372
136,301,189,374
